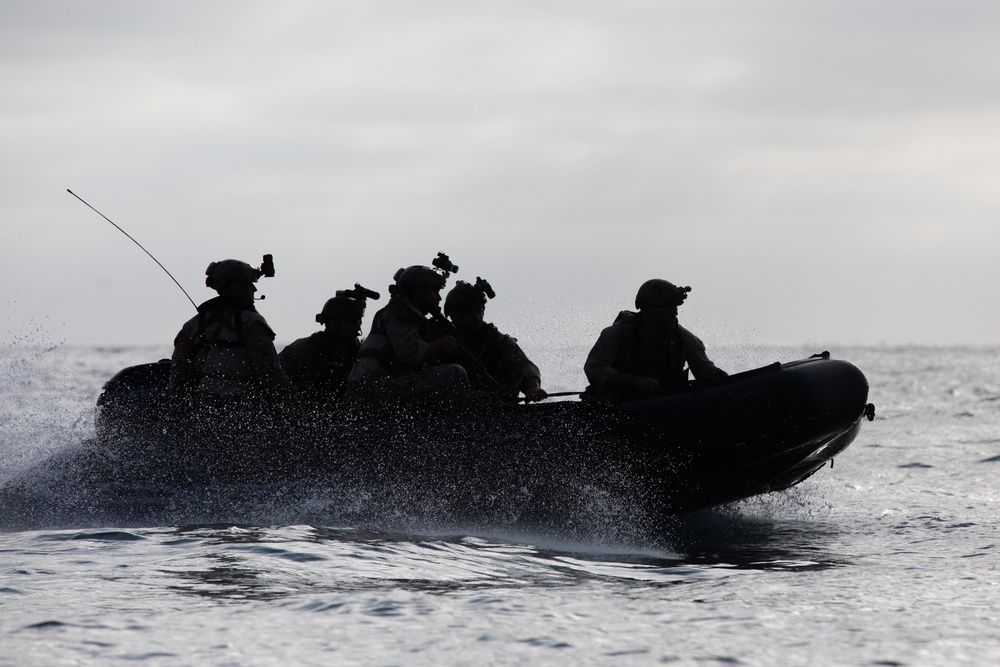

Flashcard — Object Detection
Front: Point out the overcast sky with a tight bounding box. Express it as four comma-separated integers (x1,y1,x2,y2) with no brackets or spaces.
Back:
3,0,998,354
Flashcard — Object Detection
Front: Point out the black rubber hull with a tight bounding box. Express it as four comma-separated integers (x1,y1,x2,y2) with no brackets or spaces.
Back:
75,355,872,525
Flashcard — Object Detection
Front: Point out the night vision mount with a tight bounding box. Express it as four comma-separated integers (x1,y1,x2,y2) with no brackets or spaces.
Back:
338,283,381,303
471,276,495,300
257,254,275,279
432,252,459,277
434,253,495,301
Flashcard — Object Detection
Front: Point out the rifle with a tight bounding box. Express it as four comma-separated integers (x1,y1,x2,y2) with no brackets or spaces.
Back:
427,307,513,399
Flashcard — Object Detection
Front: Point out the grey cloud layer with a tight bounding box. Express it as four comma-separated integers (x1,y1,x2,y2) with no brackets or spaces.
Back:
2,0,998,346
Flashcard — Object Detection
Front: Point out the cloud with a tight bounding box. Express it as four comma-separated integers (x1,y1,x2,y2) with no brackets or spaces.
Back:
2,0,998,348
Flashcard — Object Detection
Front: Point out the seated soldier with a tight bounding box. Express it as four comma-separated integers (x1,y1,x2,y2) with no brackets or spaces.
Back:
444,278,547,403
585,279,726,391
279,284,378,409
344,255,469,412
169,256,294,405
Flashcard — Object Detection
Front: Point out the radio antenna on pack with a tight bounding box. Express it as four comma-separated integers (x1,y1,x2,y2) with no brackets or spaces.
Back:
67,189,197,310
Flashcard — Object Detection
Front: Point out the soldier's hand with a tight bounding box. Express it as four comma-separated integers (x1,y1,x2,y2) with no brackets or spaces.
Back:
631,376,660,391
521,377,548,403
426,335,458,359
524,388,548,402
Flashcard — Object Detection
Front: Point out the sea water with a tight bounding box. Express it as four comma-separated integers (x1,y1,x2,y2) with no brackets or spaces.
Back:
1,343,998,666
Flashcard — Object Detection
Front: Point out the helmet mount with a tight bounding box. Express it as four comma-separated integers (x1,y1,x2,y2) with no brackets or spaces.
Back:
445,277,495,315
635,279,691,310
205,254,275,291
316,283,381,324
389,251,460,298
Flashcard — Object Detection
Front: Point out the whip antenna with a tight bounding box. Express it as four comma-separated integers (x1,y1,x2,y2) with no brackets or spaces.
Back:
67,189,197,310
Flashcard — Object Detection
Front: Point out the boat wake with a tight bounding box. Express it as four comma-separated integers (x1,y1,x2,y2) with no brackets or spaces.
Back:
1,435,852,577
0,432,658,545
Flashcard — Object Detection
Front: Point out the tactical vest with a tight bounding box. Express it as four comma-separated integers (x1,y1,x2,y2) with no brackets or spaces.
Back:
612,310,689,386
464,323,516,392
191,296,258,396
359,298,429,377
283,331,359,399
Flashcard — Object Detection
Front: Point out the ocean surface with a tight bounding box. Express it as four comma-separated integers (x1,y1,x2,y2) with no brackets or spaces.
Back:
1,343,998,666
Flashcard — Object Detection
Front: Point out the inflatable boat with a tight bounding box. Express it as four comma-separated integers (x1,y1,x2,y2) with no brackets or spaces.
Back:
87,352,874,524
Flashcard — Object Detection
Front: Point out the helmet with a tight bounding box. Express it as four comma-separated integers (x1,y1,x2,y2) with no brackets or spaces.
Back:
205,259,261,290
316,291,366,323
444,281,488,315
392,265,447,292
635,279,691,309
